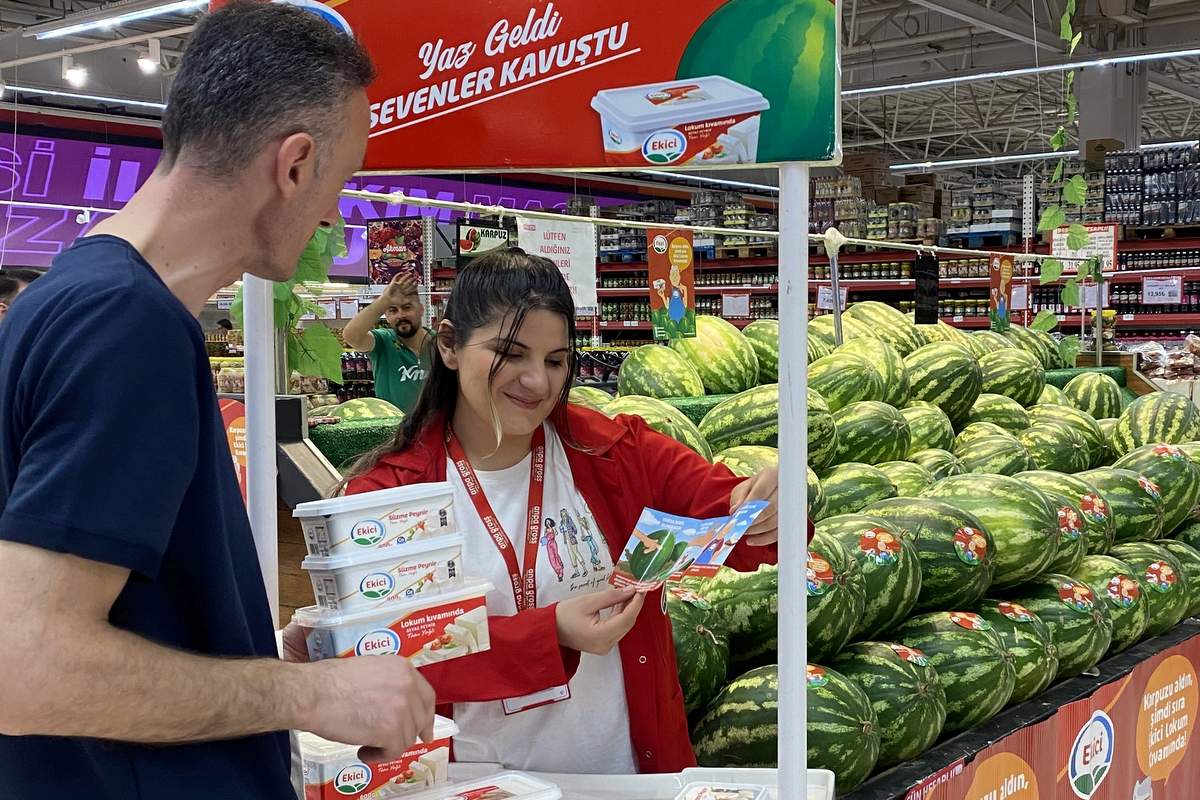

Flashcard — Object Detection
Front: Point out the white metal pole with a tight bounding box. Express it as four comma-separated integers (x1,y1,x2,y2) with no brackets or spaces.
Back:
777,162,809,796
244,274,280,626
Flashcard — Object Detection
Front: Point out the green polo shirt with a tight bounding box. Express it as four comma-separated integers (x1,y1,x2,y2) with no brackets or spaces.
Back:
368,328,432,413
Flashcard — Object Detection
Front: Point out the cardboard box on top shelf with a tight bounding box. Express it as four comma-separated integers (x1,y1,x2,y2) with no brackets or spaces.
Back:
900,185,937,205
905,173,943,189
848,168,892,188
872,186,900,205
842,152,890,172
916,203,936,218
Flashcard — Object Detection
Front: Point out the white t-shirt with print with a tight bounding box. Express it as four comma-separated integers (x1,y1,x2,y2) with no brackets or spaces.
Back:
447,423,637,774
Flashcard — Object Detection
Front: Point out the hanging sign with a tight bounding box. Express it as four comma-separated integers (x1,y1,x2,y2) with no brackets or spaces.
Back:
1079,283,1105,310
219,398,248,505
517,216,597,315
1011,283,1029,311
989,252,1015,332
816,285,847,311
1143,276,1183,305
1051,223,1119,271
647,229,696,339
722,293,750,318
366,217,424,285
317,0,839,171
456,219,510,267
339,298,360,319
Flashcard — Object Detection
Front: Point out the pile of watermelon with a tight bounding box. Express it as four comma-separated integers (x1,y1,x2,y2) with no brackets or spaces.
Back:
653,305,1200,792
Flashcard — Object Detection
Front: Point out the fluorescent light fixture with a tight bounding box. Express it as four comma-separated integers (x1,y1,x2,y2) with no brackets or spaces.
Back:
844,46,1200,98
890,140,1199,171
138,40,161,74
61,55,86,88
8,83,165,110
33,0,206,40
635,170,779,193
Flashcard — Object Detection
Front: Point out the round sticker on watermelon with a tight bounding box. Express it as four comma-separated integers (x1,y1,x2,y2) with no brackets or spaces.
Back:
1058,580,1097,614
998,601,1036,623
1153,443,1186,462
1138,475,1162,501
889,643,930,667
807,553,834,596
1144,561,1178,593
953,527,989,565
1105,574,1141,608
858,527,901,566
949,611,992,631
1079,493,1110,524
1058,506,1084,542
806,664,829,688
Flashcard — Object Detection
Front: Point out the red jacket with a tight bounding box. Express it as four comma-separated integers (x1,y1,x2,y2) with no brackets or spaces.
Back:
346,404,782,773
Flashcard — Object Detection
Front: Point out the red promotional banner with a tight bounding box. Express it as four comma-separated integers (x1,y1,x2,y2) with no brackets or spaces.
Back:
314,0,839,171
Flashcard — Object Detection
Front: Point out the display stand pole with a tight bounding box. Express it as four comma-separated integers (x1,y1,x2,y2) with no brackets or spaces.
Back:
1095,276,1104,367
777,161,809,797
828,248,844,345
244,274,280,625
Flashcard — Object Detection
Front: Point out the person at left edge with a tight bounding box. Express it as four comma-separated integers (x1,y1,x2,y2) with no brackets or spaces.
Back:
344,271,433,413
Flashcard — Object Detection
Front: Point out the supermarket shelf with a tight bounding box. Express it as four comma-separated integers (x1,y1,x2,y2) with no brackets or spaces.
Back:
939,316,992,329
598,256,778,272
579,318,758,330
809,278,987,290
1066,312,1200,328
599,285,778,297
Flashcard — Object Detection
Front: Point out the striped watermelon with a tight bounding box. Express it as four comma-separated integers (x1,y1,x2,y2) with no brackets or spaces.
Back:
956,435,1034,476
894,612,1015,734
809,390,839,472
876,461,936,496
904,342,983,426
975,599,1059,705
692,665,780,769
568,385,612,411
809,333,833,364
831,642,947,768
1174,520,1200,551
1097,418,1118,466
699,384,778,452
954,422,1014,449
863,498,996,612
714,445,778,478
902,402,956,455
1109,543,1191,637
1017,470,1117,556
1113,444,1200,535
617,344,704,399
1003,325,1056,369
1005,574,1113,678
1072,555,1151,654
809,466,828,521
683,564,779,672
804,664,882,790
1177,441,1200,466
1038,384,1073,407
810,352,885,412
1111,391,1200,457
1063,372,1123,419
967,393,1031,434
330,397,402,420
843,300,928,356
1077,467,1165,544
809,313,881,350
1017,424,1091,474
669,315,759,395
820,463,898,518
816,515,922,639
836,338,911,407
666,590,730,721
741,319,778,383
1027,404,1106,468
965,330,1017,359
923,474,1059,588
979,349,1046,407
808,533,867,661
1022,484,1088,575
605,395,712,460
909,448,967,480
1159,540,1200,618
916,320,972,346
831,401,911,466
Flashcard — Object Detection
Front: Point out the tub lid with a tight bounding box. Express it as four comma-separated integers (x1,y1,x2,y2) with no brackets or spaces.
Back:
590,75,769,130
299,715,461,765
293,481,453,520
404,771,562,800
292,577,494,629
301,533,464,573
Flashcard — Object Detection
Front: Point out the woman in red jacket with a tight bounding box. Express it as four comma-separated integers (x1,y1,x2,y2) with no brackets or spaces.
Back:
341,248,780,774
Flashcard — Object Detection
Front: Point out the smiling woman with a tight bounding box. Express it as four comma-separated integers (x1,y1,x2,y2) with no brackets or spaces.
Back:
338,246,781,776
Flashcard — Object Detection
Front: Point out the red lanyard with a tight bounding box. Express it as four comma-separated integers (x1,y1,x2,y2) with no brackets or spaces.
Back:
446,424,546,612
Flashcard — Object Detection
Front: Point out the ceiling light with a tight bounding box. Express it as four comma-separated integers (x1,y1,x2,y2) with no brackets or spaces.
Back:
635,170,779,193
137,40,161,74
62,55,87,88
8,83,164,110
30,0,206,40
889,140,1198,172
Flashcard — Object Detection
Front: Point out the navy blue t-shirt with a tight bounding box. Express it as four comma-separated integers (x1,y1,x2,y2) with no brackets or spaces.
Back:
0,237,293,798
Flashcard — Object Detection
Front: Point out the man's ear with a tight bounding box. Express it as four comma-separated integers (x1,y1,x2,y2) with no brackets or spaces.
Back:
437,320,458,369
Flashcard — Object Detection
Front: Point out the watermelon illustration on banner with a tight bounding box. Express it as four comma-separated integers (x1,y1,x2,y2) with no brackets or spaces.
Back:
989,252,1014,332
648,229,696,339
309,0,840,170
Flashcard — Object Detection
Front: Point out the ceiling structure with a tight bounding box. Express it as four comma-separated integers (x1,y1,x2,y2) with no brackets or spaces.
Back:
0,0,1196,182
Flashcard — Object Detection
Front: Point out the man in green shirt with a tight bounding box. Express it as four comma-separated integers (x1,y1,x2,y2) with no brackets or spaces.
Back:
343,273,432,413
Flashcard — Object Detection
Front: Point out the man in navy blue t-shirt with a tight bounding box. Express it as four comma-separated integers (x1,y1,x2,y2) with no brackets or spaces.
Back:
0,4,435,797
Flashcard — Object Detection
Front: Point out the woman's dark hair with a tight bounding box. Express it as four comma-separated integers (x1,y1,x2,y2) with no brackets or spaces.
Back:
340,247,578,487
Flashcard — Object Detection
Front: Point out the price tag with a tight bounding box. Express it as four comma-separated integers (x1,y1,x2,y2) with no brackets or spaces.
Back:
1011,284,1029,311
1122,314,1135,321
1056,314,1065,322
816,286,848,311
624,320,637,327
1079,284,1103,309
1143,276,1182,304
950,279,961,284
359,285,384,299
300,310,317,321
339,298,359,319
317,299,338,319
216,298,233,310
952,315,964,322
723,293,751,318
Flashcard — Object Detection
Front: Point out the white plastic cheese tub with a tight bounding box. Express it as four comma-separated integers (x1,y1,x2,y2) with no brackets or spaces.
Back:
302,534,465,612
293,578,493,666
404,771,562,800
300,716,459,799
294,483,456,558
590,76,768,167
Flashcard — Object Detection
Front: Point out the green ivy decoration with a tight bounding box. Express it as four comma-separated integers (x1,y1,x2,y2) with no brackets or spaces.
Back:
230,218,348,384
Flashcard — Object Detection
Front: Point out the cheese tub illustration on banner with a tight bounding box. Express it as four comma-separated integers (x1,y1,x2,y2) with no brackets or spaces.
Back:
590,76,769,166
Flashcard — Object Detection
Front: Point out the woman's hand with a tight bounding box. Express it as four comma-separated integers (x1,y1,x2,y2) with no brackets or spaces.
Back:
730,466,779,546
555,588,645,655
